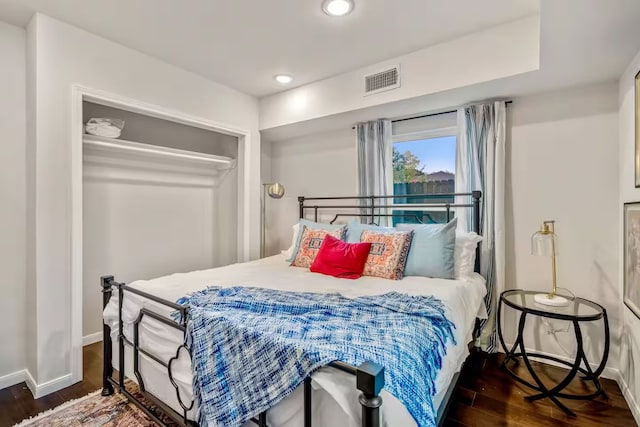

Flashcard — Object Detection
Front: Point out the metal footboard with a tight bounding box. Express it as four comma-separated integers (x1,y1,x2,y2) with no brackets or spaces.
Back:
101,276,384,427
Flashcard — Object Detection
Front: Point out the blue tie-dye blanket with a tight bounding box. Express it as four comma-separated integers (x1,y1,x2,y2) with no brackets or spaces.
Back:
179,286,455,427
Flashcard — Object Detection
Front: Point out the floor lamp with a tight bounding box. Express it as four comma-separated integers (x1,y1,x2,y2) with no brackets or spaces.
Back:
261,182,285,257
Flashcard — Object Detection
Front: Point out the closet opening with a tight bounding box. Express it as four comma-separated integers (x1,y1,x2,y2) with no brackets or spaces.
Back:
79,99,241,355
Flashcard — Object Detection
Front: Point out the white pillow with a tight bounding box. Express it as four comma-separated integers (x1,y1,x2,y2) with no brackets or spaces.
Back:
281,223,300,259
454,231,483,279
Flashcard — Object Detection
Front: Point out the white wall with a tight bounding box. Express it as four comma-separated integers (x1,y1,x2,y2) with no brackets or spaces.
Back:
259,15,539,130
265,82,621,375
504,82,620,375
0,21,26,386
618,49,640,422
266,128,356,255
82,154,238,341
26,13,260,392
81,177,236,339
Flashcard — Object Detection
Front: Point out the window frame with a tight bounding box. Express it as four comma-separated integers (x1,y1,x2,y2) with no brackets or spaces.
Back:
392,126,457,144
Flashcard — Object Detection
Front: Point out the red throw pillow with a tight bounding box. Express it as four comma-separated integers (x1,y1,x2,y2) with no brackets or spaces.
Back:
310,234,372,279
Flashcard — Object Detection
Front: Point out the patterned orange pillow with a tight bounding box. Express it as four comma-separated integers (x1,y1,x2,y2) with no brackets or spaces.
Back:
360,230,414,280
291,226,347,268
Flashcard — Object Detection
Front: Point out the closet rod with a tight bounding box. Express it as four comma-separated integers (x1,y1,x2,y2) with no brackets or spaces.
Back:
351,100,512,129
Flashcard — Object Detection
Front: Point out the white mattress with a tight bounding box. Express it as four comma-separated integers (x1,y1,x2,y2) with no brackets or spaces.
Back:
104,254,487,427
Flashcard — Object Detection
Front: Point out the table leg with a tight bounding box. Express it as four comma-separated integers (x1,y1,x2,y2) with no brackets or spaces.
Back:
560,351,607,401
516,314,578,416
568,314,609,401
498,299,523,366
591,309,610,379
526,321,583,400
501,311,540,390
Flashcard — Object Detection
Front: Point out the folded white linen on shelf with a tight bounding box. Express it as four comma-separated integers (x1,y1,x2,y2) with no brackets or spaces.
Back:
85,117,124,138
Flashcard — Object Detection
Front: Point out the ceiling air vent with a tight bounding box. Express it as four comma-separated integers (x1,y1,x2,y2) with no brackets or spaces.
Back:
364,65,400,96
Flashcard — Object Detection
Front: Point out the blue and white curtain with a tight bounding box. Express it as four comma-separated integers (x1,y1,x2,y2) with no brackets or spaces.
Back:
456,101,506,352
356,119,393,225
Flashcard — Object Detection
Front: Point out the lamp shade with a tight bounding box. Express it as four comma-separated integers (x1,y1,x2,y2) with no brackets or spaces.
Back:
261,182,285,258
267,182,285,199
531,221,558,257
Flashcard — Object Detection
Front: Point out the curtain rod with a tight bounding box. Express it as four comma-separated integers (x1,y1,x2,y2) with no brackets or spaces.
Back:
351,100,512,129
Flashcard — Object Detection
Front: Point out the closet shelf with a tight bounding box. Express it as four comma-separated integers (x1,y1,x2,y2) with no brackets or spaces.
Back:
83,134,235,167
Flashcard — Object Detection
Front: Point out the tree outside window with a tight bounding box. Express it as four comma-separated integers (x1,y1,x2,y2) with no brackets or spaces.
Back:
391,135,456,224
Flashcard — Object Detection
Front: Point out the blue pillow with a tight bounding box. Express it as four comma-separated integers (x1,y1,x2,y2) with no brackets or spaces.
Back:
345,219,393,243
396,218,457,279
287,219,346,262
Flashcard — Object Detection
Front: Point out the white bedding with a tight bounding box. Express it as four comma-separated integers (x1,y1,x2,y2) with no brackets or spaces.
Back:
104,254,487,426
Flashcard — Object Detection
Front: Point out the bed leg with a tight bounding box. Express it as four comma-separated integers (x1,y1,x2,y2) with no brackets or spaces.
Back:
357,361,384,427
101,275,115,396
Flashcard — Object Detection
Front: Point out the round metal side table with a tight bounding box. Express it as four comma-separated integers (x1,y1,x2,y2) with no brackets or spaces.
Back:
497,289,610,417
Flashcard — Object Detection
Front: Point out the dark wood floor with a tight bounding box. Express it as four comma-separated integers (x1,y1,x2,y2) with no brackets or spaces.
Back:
0,343,104,427
0,343,636,427
446,352,636,427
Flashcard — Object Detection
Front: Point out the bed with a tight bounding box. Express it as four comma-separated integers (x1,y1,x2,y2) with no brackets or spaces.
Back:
100,192,486,427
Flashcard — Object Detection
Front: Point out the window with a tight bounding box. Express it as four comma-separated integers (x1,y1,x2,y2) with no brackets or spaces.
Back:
391,115,457,225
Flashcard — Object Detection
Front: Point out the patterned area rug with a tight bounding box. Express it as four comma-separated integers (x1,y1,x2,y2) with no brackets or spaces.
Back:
14,385,178,427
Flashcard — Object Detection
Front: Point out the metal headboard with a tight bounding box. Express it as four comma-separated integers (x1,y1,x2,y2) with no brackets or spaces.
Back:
297,191,482,273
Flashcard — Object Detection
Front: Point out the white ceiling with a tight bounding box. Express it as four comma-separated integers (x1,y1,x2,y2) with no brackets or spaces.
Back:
260,0,640,139
0,0,539,97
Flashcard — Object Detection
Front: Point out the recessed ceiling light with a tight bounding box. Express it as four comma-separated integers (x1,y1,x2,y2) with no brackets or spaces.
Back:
322,0,354,17
274,74,293,84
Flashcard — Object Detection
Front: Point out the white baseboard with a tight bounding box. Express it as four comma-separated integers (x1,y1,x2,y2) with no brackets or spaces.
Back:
82,331,103,346
25,369,36,397
616,372,640,425
25,369,74,399
0,369,26,390
16,331,101,398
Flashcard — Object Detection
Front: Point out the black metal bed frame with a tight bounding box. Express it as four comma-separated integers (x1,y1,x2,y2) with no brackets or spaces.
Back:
101,191,483,427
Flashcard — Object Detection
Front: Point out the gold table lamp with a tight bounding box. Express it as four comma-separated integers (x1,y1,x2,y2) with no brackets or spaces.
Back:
531,220,569,306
